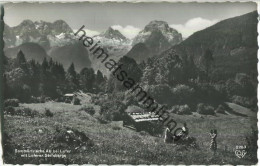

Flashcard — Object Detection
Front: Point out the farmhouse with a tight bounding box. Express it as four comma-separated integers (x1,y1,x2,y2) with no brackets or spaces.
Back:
123,105,163,135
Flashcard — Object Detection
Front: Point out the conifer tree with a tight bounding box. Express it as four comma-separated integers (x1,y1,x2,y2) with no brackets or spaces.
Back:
16,50,27,68
66,63,79,91
80,67,95,91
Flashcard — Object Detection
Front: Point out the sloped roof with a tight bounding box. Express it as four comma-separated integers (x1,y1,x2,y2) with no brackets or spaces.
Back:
129,113,159,122
125,105,145,114
125,105,159,122
64,94,75,97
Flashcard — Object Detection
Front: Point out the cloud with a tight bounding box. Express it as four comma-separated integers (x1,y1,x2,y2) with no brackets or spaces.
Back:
111,25,141,39
170,17,219,38
73,29,100,37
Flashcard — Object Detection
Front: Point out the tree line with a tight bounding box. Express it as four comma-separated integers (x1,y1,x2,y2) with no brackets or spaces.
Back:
4,50,106,102
3,48,257,112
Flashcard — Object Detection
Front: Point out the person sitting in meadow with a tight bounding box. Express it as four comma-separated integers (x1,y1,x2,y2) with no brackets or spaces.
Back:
164,123,189,143
181,123,189,138
173,123,189,142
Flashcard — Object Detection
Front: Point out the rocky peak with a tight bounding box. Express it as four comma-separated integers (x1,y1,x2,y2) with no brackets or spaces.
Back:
14,19,36,32
133,20,182,47
100,27,127,41
51,20,73,34
144,20,171,32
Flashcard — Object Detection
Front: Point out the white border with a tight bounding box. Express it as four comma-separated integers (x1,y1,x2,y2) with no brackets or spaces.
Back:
0,1,259,166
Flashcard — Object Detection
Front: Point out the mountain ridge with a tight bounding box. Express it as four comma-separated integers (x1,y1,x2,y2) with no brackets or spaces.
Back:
158,10,258,80
4,19,75,49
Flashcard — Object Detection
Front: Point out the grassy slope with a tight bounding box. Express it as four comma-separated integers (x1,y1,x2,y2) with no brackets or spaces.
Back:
4,102,257,165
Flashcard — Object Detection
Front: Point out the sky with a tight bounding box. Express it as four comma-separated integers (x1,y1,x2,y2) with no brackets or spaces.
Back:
3,2,257,39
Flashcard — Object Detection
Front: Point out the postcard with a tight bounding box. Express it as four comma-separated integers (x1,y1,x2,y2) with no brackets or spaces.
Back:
0,1,258,165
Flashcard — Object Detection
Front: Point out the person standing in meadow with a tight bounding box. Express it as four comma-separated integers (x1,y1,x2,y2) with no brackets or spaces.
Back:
209,129,217,155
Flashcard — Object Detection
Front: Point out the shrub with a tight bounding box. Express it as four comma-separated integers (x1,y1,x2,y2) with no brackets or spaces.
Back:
171,105,179,114
124,93,140,107
20,108,37,117
171,85,195,105
100,112,114,121
196,103,215,115
73,97,81,105
171,105,192,115
112,91,125,101
4,106,15,115
97,117,109,124
147,84,173,105
3,132,13,163
112,126,121,130
91,94,102,105
57,97,65,102
99,100,127,121
196,83,224,103
225,79,241,97
38,96,46,103
30,96,39,103
214,83,227,99
45,97,52,102
79,106,95,116
45,109,54,117
215,104,226,114
235,73,256,97
7,107,38,117
178,105,192,115
231,95,253,108
139,131,150,136
3,107,37,117
53,127,94,147
4,99,19,107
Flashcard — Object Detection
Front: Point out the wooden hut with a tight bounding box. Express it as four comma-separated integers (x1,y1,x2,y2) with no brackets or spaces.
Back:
64,93,77,103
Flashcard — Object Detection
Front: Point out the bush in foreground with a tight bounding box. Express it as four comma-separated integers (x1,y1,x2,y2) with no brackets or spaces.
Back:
19,108,38,117
4,106,15,115
4,107,38,117
45,109,54,117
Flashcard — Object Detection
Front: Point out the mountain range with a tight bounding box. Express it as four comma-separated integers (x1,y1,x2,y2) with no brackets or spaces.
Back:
3,19,182,73
3,11,257,78
4,20,74,49
4,20,91,71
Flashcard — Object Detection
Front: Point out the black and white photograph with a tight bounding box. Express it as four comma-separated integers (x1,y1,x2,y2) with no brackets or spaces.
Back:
0,1,258,165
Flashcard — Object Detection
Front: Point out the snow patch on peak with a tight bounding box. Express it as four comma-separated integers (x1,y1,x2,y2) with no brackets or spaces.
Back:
55,33,66,39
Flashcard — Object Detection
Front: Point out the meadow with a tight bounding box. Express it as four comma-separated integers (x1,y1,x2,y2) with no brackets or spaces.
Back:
3,101,257,165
